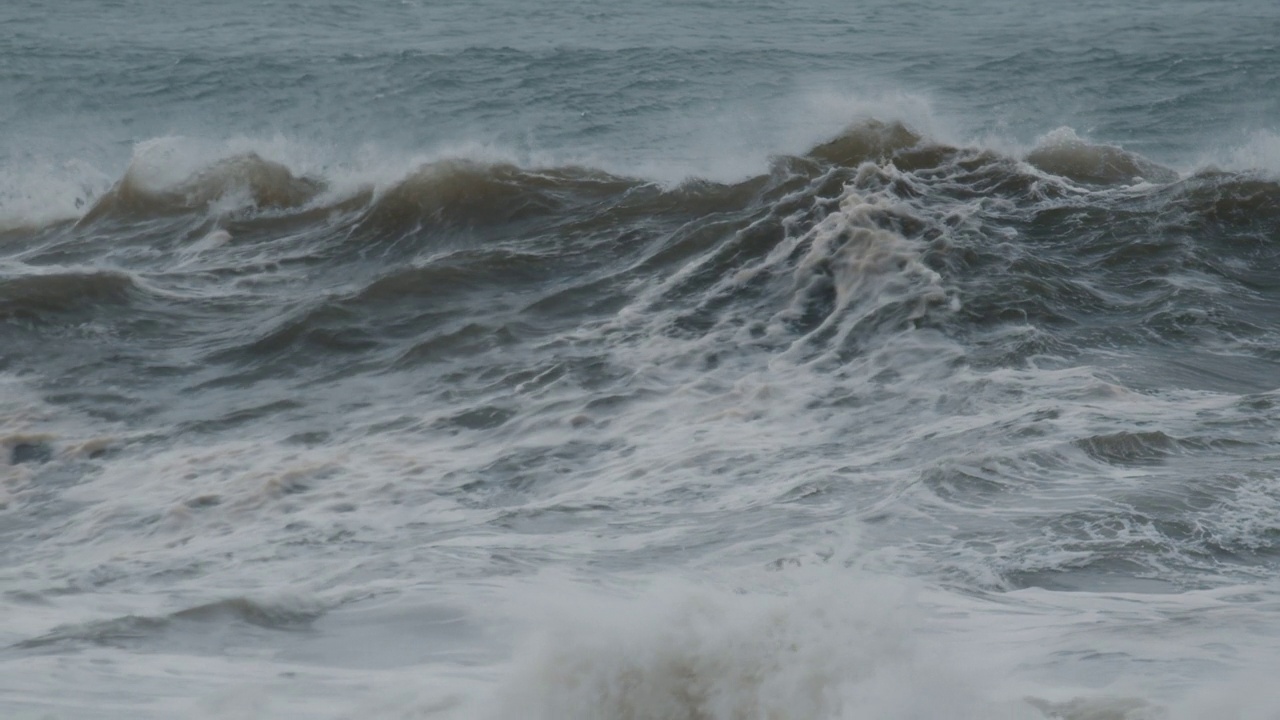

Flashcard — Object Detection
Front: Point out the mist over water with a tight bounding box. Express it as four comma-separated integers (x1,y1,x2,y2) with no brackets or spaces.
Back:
3,1,1280,719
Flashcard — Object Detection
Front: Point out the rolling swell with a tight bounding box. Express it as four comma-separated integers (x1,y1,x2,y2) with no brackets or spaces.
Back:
0,269,139,320
12,596,325,651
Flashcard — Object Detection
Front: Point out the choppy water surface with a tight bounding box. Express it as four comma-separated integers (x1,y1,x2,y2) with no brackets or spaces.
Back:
3,1,1280,718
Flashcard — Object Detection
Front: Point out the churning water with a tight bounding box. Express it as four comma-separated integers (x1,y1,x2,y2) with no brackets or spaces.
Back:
3,1,1280,718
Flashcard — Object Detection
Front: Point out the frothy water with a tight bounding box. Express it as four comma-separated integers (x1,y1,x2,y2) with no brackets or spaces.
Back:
4,1,1280,718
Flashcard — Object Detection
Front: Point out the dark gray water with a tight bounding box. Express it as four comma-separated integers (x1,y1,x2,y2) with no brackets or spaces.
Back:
3,2,1280,718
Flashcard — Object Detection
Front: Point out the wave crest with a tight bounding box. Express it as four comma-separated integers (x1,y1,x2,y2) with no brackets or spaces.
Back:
1025,127,1178,185
0,269,138,320
82,151,325,222
806,119,925,167
360,160,639,233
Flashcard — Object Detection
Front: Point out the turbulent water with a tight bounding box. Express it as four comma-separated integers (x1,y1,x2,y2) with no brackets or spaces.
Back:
4,2,1280,718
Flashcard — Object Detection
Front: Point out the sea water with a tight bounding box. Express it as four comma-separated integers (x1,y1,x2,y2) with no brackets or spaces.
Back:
3,1,1280,718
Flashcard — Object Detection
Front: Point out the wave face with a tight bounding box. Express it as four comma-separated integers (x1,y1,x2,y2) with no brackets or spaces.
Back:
5,0,1280,717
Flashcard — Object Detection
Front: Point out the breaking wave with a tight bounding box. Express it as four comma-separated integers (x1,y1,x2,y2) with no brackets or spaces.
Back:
7,119,1280,718
0,122,1263,228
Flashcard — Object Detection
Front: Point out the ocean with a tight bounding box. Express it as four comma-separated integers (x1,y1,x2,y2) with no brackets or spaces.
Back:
3,1,1280,718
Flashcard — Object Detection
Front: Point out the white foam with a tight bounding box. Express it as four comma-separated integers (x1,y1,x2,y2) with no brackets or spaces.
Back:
480,572,1038,720
0,156,113,231
1212,129,1280,176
